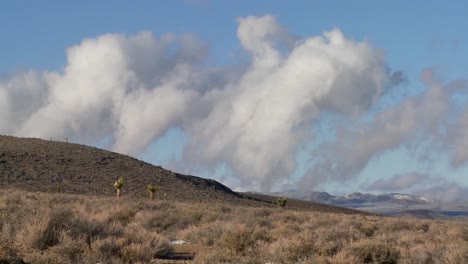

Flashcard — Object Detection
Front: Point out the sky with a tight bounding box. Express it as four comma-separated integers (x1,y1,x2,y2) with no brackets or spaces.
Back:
1,1,468,200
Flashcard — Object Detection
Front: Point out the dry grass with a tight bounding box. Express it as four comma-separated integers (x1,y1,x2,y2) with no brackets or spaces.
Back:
0,189,467,263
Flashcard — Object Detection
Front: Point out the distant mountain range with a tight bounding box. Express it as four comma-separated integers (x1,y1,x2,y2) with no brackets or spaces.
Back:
267,190,468,219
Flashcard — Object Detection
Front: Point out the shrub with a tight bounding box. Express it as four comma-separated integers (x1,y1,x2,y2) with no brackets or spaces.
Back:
16,207,104,251
340,240,400,264
113,177,125,199
121,243,152,263
48,232,87,263
91,236,122,260
276,197,287,208
147,184,158,201
16,208,72,250
219,224,257,257
2,189,468,264
106,206,138,226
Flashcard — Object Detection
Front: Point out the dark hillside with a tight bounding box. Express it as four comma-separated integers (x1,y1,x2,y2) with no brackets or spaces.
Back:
0,135,242,203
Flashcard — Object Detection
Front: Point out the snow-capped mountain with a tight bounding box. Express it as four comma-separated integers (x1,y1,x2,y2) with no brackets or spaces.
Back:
272,190,428,206
269,190,468,217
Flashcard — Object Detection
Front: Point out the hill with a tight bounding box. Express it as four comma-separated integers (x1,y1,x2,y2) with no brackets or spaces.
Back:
0,135,368,214
0,135,243,203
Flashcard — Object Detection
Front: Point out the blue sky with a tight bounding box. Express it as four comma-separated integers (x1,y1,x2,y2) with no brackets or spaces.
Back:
2,1,467,75
1,1,467,196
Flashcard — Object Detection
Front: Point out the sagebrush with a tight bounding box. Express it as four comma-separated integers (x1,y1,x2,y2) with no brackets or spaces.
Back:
1,189,467,263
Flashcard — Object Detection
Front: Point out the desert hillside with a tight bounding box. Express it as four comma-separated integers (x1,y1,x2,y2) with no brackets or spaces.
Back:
0,135,366,215
0,135,242,202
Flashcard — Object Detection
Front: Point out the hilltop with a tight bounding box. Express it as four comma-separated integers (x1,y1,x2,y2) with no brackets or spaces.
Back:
0,135,244,204
0,135,365,214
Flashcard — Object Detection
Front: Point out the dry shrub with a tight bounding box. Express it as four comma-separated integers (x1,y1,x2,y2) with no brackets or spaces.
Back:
48,231,87,263
338,239,400,264
302,213,340,231
219,224,257,257
456,225,468,241
120,243,152,263
27,252,69,264
2,189,468,263
138,207,202,235
141,213,181,233
178,221,225,247
281,212,306,224
16,214,57,250
399,243,441,264
263,234,316,263
124,224,173,258
347,219,378,237
254,208,272,218
16,207,103,251
443,244,468,264
256,219,274,229
317,226,363,244
376,218,430,236
105,205,138,226
0,240,17,260
185,222,270,263
219,205,233,214
90,231,171,264
91,236,122,260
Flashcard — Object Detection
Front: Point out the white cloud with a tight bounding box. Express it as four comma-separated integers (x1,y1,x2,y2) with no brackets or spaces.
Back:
0,71,50,135
1,32,205,154
367,172,431,191
417,183,468,202
303,69,455,186
5,15,449,192
446,89,468,166
113,65,196,154
186,16,393,190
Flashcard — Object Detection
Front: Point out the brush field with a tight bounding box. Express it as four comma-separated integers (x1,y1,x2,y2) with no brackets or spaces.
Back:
1,189,467,264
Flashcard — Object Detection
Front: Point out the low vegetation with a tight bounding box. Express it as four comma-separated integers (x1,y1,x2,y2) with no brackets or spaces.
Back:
147,184,158,201
114,177,125,199
276,197,288,208
1,189,467,263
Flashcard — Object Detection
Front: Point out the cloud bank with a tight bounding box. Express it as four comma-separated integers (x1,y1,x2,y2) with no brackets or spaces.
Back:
367,172,432,191
1,15,467,192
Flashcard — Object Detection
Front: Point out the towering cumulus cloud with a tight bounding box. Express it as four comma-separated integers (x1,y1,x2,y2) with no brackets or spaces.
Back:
186,15,392,190
1,32,203,154
1,15,427,191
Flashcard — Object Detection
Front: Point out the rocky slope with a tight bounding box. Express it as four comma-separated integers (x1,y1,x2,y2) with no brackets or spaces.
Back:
0,135,242,203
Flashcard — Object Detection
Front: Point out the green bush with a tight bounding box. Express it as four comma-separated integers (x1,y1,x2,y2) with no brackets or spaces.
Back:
276,197,287,208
